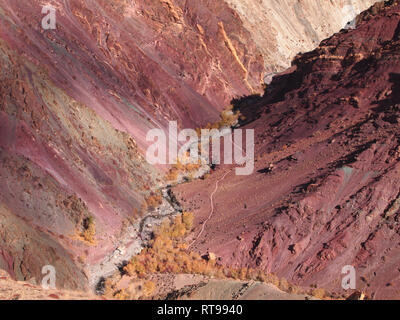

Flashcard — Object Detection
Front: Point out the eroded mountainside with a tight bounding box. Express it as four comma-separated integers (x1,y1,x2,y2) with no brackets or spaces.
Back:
0,0,378,291
0,0,265,289
225,0,377,72
174,1,400,300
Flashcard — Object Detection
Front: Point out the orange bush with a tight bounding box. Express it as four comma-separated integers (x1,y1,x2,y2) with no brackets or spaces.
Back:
120,212,325,299
146,192,162,209
80,216,96,244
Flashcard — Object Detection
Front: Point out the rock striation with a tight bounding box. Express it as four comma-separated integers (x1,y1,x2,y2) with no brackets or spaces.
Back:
174,1,400,299
0,0,380,290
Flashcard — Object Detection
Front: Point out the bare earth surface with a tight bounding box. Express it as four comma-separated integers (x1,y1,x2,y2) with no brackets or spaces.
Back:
163,277,315,300
173,2,400,300
0,0,374,292
225,0,377,72
0,269,98,300
0,268,316,300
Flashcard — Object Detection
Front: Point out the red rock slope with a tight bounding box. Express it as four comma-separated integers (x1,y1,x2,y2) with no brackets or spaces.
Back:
0,0,264,289
173,1,400,299
0,0,380,291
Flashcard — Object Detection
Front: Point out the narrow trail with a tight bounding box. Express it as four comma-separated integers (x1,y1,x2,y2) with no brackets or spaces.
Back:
189,169,232,248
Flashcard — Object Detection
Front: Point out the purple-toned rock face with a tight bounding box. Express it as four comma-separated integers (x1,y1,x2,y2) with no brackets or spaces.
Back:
0,0,265,288
174,2,400,299
0,0,392,298
0,0,265,145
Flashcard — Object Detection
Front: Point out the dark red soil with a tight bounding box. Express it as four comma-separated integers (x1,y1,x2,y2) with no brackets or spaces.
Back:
173,2,400,299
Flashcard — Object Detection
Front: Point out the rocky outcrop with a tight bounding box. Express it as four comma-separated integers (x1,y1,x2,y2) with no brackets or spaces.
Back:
225,0,378,73
0,0,381,290
0,0,265,287
174,1,400,299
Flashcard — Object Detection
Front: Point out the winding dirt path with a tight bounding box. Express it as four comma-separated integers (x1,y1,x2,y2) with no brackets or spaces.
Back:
189,170,232,248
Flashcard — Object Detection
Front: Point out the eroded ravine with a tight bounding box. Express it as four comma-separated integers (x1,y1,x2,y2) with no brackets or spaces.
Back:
90,187,184,291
